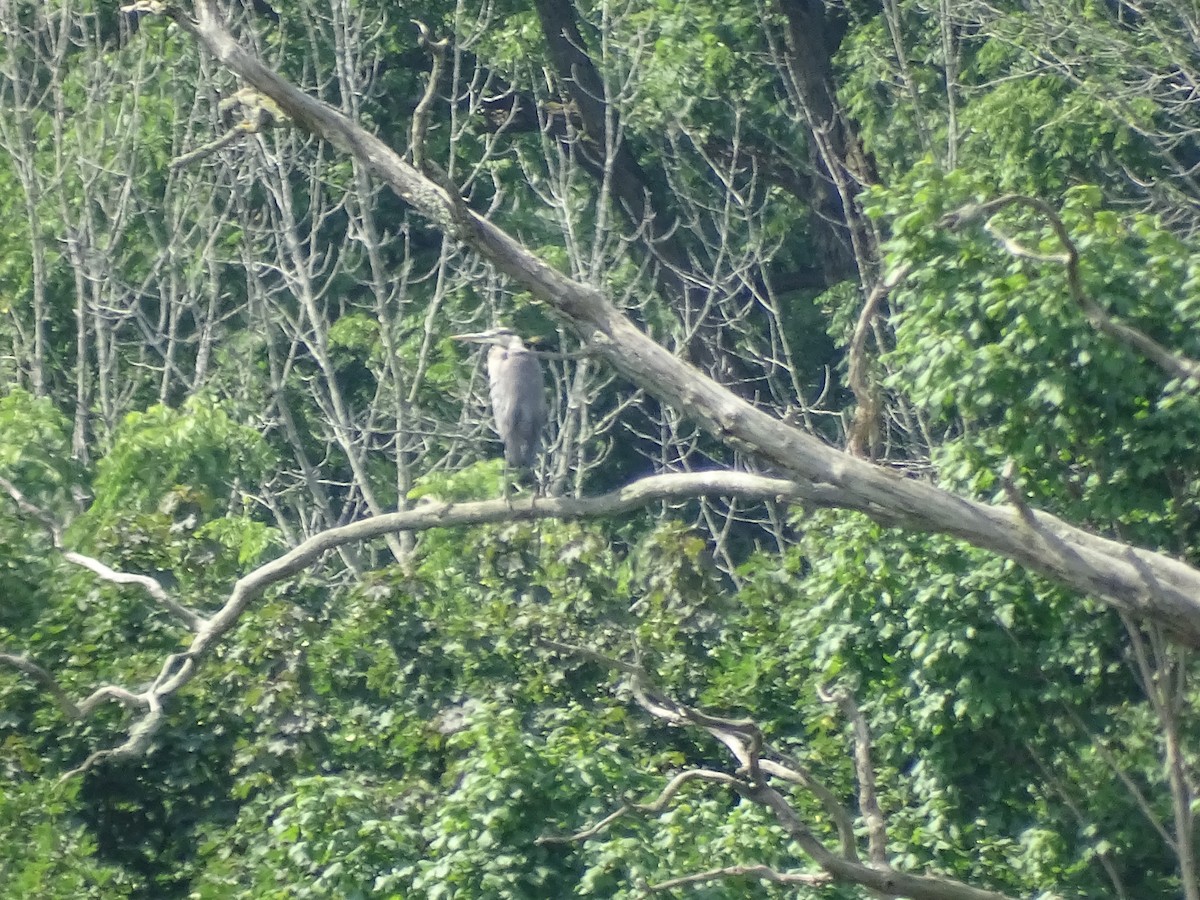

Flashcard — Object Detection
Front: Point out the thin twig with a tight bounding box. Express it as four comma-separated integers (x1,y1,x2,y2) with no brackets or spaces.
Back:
0,476,202,630
943,195,1200,383
0,652,80,718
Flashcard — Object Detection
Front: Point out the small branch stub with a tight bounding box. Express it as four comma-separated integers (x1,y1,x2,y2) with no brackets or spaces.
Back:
171,88,287,170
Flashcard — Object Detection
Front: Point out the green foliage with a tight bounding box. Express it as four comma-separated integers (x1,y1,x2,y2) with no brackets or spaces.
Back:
87,399,274,524
0,389,78,636
874,167,1200,551
2,1,1200,898
0,389,80,507
853,158,1200,895
172,511,819,898
772,509,1172,897
0,781,133,898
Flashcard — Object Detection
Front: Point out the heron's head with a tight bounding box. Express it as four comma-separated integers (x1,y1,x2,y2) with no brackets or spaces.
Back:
450,326,526,351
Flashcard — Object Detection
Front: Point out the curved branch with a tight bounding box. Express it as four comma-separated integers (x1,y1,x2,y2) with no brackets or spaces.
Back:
756,754,858,861
59,552,202,631
745,779,1016,900
62,693,166,782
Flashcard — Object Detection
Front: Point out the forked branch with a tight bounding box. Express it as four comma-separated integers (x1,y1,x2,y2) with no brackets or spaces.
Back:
544,640,1018,900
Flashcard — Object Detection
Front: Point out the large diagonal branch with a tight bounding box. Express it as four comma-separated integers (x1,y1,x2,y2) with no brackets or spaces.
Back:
158,2,1200,646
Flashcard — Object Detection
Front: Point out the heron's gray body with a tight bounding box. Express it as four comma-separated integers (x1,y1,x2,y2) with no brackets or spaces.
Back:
453,327,547,474
486,339,546,470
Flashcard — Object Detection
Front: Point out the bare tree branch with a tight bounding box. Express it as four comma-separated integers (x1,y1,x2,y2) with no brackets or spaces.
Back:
0,475,64,539
409,20,448,175
62,692,166,782
742,776,1016,900
1122,616,1200,900
38,472,807,775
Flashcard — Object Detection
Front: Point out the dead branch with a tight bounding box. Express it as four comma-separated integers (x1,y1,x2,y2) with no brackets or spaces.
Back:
171,87,287,170
0,649,160,780
35,472,807,776
742,776,1016,900
1000,459,1036,527
755,753,859,861
62,693,166,782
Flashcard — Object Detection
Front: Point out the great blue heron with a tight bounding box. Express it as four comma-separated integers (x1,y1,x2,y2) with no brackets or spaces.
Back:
452,326,547,479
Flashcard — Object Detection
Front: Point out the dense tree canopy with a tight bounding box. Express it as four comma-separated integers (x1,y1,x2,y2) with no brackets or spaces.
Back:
3,0,1200,897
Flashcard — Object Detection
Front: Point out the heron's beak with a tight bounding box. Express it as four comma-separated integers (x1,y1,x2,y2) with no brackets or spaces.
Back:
450,332,489,343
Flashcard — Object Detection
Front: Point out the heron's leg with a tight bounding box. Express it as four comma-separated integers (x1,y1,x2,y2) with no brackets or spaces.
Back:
528,465,541,558
533,462,546,500
500,465,513,508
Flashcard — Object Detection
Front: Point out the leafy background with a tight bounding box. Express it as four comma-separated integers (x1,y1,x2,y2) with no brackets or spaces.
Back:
2,1,1199,897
